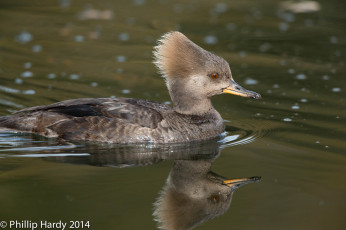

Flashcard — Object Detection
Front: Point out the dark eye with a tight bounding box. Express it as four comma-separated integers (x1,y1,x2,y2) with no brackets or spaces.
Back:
210,73,219,80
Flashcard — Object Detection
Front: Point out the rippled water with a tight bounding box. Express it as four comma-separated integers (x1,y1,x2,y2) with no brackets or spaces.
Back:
1,0,345,229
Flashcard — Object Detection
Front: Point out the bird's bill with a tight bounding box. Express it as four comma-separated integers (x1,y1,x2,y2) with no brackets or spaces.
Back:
223,176,262,187
223,80,261,99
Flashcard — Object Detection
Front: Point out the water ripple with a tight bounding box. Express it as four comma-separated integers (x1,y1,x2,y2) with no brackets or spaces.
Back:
219,120,268,148
0,145,79,152
0,120,267,160
3,153,90,158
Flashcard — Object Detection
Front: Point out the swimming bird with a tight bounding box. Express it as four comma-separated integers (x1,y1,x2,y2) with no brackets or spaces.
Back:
0,31,260,144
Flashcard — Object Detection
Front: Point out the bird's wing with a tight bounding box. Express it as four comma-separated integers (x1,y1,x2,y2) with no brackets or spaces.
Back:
16,97,169,129
46,116,157,143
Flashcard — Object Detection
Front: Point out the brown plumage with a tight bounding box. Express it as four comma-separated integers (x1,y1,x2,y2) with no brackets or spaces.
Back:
0,31,260,144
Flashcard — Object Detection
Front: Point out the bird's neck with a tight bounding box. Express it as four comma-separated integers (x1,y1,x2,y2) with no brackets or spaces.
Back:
173,96,214,116
170,160,212,191
167,79,215,116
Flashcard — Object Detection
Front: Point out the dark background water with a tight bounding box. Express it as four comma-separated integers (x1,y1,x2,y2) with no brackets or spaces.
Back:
0,0,345,229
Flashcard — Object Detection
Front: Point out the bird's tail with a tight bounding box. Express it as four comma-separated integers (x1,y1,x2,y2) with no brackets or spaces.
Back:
0,115,27,132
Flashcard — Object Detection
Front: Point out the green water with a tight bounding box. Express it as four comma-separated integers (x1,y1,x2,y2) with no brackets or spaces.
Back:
0,0,345,229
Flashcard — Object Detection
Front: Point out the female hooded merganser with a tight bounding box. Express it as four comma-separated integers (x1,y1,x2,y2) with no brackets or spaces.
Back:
0,32,260,144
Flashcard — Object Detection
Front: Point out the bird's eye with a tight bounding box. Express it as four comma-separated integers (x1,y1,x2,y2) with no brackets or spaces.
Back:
210,73,219,80
209,194,220,203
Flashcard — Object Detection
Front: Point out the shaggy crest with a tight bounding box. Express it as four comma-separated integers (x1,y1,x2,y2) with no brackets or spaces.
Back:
153,31,208,78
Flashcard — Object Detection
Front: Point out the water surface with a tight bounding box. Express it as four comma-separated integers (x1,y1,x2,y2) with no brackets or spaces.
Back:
0,0,345,229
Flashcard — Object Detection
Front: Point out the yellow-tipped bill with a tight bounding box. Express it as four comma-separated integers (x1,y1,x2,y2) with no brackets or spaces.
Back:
223,80,261,99
223,176,262,187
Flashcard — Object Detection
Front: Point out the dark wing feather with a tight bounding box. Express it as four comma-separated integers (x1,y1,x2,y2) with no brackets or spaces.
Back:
5,98,169,135
48,104,104,117
97,98,168,128
15,98,105,114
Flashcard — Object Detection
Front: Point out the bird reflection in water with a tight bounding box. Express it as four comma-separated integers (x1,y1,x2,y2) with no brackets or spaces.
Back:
153,157,260,230
21,136,261,230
